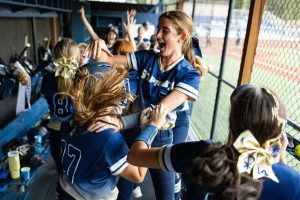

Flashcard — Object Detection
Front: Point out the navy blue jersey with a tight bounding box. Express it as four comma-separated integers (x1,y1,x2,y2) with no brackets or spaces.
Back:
60,127,129,199
86,61,111,75
159,141,300,200
127,50,200,111
159,141,210,173
128,70,139,96
40,72,74,122
259,163,300,200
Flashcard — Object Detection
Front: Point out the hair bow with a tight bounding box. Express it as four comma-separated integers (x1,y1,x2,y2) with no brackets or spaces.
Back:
54,57,79,79
233,130,281,183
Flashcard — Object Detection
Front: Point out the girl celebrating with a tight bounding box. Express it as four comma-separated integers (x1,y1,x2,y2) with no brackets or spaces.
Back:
41,38,81,173
57,67,150,200
128,84,300,200
89,10,205,199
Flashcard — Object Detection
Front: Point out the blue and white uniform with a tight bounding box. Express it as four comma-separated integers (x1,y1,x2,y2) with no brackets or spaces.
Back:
118,50,200,200
40,62,113,174
59,127,129,200
159,141,210,173
172,39,203,199
41,72,74,173
159,141,300,200
127,50,200,113
259,163,300,200
41,72,74,122
41,62,134,120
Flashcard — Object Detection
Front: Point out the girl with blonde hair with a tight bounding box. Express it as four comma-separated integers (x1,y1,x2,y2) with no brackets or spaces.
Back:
89,10,206,200
57,66,165,200
41,38,81,173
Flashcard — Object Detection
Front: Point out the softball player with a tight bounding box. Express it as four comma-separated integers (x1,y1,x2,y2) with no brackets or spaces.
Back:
88,10,206,200
128,85,300,200
58,66,151,200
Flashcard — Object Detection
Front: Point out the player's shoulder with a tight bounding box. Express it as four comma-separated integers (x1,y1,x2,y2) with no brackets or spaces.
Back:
41,72,57,95
179,58,197,71
272,163,300,183
260,163,300,200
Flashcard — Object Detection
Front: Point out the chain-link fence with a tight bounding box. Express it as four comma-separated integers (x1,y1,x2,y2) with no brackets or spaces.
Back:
251,0,300,170
186,0,300,171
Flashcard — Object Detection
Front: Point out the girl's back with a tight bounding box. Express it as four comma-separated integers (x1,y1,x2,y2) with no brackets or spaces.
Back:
259,163,300,200
60,126,129,199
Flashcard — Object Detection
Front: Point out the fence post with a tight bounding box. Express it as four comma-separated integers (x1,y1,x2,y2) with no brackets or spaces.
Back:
238,0,266,85
210,0,233,140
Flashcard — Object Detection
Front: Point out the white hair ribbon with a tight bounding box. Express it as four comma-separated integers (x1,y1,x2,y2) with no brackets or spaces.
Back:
233,130,281,183
54,57,79,79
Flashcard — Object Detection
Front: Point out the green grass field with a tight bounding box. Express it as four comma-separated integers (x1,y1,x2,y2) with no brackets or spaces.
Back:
191,37,300,171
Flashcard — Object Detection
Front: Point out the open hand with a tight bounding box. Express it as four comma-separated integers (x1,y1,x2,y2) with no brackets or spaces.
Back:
128,9,136,20
77,6,85,16
85,39,113,60
88,116,123,132
124,10,136,34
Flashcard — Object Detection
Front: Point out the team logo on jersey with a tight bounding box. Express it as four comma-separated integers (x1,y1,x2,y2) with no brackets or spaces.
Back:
141,69,173,90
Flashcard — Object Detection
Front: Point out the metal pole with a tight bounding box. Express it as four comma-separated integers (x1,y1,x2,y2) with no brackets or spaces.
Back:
191,0,196,20
31,18,37,64
210,0,233,140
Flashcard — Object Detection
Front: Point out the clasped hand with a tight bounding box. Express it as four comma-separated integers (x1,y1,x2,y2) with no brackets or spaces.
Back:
140,103,168,129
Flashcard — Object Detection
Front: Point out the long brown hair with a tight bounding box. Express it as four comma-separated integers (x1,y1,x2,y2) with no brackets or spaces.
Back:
70,66,131,127
229,85,286,144
159,11,206,78
189,85,286,199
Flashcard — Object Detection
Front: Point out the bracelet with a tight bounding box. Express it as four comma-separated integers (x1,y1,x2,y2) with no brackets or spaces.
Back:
120,112,141,130
135,125,158,147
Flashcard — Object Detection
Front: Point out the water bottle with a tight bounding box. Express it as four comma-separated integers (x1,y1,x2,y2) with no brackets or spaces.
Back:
34,135,43,154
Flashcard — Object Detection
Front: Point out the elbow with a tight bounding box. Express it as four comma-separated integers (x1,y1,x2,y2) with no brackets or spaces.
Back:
135,176,144,183
127,150,138,165
133,171,146,183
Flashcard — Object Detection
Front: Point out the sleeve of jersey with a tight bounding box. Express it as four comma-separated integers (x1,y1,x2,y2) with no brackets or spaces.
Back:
174,70,200,101
104,133,129,176
126,51,151,72
158,141,210,172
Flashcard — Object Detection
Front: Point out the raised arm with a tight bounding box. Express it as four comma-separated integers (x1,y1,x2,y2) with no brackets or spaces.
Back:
87,39,129,68
123,9,137,52
78,6,100,41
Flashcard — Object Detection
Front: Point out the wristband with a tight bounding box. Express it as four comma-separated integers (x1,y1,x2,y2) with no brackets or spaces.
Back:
135,125,158,147
120,112,141,130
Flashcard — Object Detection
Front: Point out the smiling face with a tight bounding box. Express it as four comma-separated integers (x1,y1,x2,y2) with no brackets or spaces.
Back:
138,26,145,37
107,31,117,45
156,17,182,58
